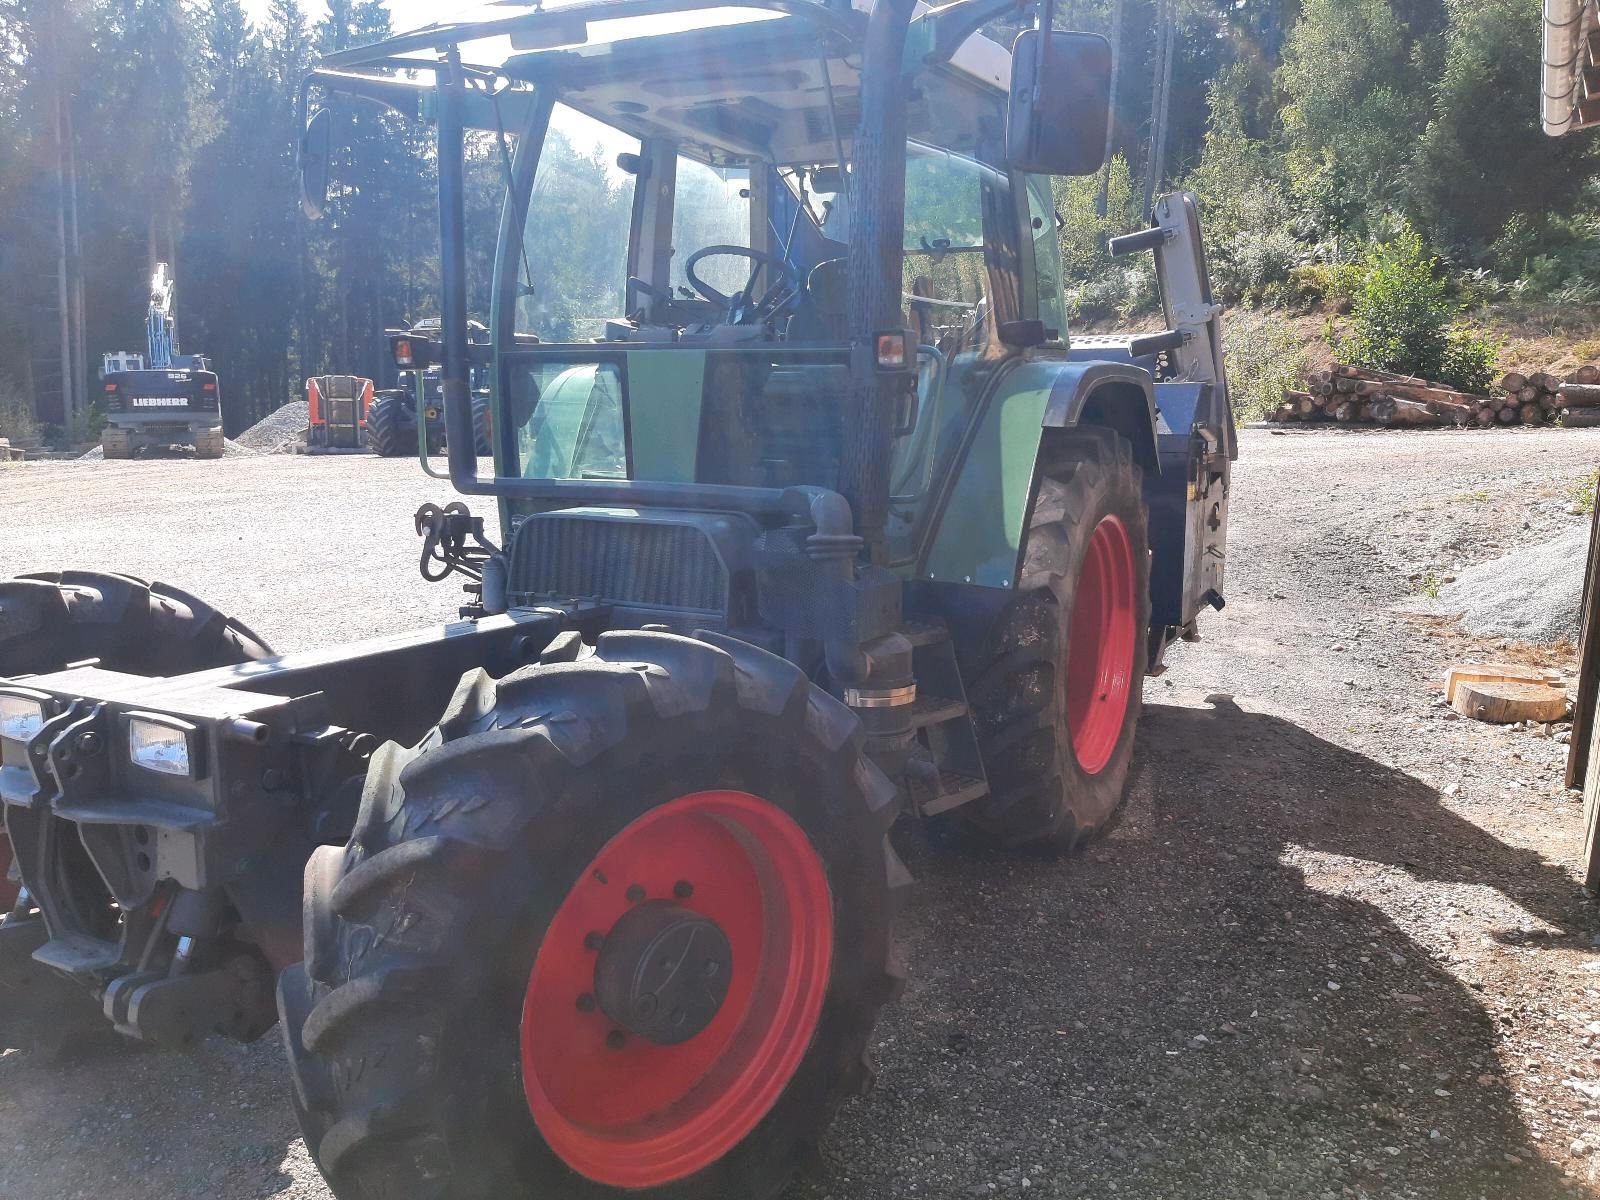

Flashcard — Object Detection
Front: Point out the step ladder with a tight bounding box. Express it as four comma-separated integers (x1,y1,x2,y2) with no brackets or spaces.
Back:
902,620,990,817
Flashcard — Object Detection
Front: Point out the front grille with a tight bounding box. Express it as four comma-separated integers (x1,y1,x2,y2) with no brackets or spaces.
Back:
510,514,728,613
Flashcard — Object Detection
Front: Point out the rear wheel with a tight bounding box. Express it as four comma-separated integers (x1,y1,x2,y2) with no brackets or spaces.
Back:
471,396,493,457
962,427,1151,850
0,570,272,1051
281,630,905,1200
366,393,407,457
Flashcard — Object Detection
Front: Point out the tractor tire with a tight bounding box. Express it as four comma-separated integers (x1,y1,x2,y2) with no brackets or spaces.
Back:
366,393,408,458
961,427,1151,851
0,570,273,679
471,395,493,456
0,570,272,1053
281,630,906,1200
194,427,226,459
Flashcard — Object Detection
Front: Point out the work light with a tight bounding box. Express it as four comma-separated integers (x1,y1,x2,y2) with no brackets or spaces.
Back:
0,693,47,744
128,714,201,778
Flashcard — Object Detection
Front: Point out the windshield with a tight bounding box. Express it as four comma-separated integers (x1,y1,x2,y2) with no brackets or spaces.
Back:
516,104,639,342
498,62,1033,551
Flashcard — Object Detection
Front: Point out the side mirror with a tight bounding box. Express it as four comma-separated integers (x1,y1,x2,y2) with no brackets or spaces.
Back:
300,107,333,220
1006,29,1113,176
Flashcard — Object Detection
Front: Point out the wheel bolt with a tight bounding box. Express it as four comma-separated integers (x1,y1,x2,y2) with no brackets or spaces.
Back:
626,884,646,903
576,993,596,1013
606,1029,627,1050
584,931,604,951
673,880,694,899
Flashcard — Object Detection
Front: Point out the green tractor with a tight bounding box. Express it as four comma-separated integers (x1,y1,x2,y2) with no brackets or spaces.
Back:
0,0,1232,1195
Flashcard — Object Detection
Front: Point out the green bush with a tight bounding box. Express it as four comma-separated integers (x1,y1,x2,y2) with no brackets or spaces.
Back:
1339,226,1452,382
1438,325,1499,394
1224,316,1308,422
1287,261,1363,311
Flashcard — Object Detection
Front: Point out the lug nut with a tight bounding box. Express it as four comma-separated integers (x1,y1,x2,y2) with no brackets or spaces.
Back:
576,993,597,1013
673,880,694,899
606,1030,627,1050
74,731,101,754
626,884,646,903
584,931,605,951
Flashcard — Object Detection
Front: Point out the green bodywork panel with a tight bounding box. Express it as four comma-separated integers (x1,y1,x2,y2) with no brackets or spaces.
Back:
919,359,1061,589
625,351,706,482
493,345,1062,593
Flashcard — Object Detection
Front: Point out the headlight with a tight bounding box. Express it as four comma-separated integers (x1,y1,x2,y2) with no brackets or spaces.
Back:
0,694,47,743
128,715,198,777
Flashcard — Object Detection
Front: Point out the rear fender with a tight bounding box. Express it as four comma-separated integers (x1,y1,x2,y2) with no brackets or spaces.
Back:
919,358,1158,590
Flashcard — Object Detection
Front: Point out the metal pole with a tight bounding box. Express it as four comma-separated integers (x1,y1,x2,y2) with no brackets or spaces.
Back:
437,47,477,486
1142,0,1174,216
842,0,918,564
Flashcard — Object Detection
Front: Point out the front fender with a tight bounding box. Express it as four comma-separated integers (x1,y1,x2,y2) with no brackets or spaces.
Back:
919,357,1158,590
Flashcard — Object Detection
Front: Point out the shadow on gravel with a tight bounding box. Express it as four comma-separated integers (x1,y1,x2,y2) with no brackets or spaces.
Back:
0,695,1588,1200
799,696,1592,1200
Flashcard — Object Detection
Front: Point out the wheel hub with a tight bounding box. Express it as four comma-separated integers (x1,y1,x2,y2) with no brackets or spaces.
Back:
594,900,732,1044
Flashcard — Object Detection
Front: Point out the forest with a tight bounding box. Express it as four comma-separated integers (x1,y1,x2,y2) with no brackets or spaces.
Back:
0,0,1593,439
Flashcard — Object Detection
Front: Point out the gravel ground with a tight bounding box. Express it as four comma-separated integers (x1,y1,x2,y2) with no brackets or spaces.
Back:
3,426,1600,1199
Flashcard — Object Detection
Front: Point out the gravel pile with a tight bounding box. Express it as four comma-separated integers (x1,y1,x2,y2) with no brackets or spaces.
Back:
235,400,310,453
1434,522,1589,643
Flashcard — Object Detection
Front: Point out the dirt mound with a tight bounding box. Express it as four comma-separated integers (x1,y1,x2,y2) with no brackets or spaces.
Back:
236,400,310,453
1435,522,1589,644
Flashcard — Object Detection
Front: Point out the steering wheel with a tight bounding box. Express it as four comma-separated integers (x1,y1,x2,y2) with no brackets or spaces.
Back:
683,246,803,325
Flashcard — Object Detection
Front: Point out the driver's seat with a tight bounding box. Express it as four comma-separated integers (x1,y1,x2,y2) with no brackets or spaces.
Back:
784,256,849,343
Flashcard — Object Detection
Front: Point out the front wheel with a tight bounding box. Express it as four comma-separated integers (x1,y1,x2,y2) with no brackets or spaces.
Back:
962,426,1151,850
281,630,906,1200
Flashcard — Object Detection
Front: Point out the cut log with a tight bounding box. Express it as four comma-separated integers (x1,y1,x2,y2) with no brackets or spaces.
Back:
1445,663,1564,703
1451,678,1569,724
1498,405,1518,424
1334,377,1357,393
1572,365,1600,386
1565,408,1600,428
1532,371,1563,392
1561,383,1600,408
1334,363,1432,385
1474,406,1496,426
1519,385,1540,403
1371,380,1487,409
1369,396,1441,426
1500,371,1528,391
1521,403,1543,424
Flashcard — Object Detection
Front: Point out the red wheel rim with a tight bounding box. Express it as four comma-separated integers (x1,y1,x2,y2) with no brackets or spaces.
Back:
1065,514,1138,774
521,790,834,1188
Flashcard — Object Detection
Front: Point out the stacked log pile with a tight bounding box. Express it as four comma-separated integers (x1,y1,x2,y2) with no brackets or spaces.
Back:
1269,363,1600,429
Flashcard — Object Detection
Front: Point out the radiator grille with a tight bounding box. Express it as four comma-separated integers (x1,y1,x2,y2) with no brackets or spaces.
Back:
510,516,727,613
